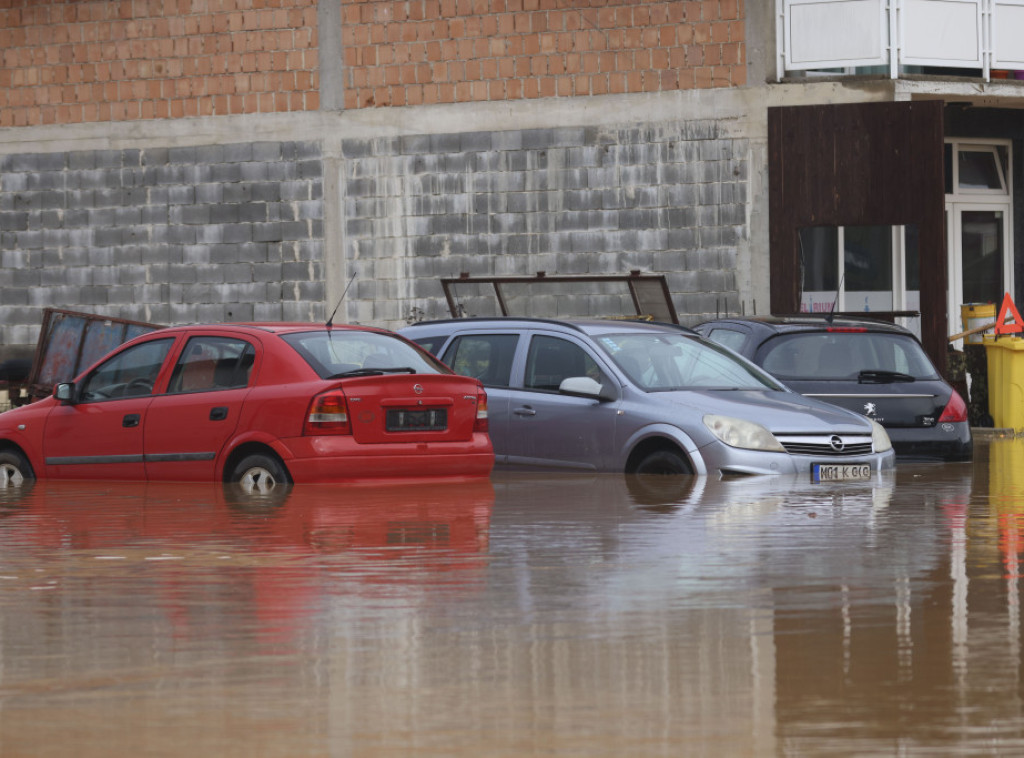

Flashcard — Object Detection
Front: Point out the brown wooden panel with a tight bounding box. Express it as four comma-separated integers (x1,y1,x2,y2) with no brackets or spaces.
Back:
769,101,947,373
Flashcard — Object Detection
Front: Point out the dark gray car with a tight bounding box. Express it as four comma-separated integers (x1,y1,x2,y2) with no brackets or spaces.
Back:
693,315,972,462
400,318,895,479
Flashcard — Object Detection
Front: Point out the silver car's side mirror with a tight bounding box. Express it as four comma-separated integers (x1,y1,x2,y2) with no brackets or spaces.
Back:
54,382,75,404
559,376,614,401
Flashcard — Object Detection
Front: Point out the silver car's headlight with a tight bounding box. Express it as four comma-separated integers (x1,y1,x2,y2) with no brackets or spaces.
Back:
704,414,786,452
870,419,893,453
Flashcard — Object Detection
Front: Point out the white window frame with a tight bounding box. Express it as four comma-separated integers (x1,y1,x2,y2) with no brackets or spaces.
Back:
800,225,912,314
945,138,1014,341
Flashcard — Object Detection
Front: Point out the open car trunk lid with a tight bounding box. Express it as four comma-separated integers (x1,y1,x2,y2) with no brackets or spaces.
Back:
340,373,484,444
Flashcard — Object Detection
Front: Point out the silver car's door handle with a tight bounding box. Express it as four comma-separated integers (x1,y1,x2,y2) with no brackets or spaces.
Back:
513,406,536,417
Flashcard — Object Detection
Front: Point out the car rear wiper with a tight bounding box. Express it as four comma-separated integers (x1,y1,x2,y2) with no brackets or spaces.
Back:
858,369,916,384
329,367,417,378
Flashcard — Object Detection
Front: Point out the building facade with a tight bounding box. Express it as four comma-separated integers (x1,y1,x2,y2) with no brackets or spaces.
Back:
0,0,761,362
1,0,1022,374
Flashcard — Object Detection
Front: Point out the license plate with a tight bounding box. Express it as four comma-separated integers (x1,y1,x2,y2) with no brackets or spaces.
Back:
812,463,871,482
386,408,447,432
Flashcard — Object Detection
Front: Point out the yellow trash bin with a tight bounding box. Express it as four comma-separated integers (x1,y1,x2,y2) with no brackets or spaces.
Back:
962,302,996,343
984,334,1024,430
989,437,1024,500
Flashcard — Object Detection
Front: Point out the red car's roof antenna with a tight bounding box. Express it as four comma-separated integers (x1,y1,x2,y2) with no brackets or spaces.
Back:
326,272,357,328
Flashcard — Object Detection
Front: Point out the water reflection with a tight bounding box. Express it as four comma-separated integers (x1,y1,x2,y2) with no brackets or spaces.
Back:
1,444,1024,755
0,479,494,633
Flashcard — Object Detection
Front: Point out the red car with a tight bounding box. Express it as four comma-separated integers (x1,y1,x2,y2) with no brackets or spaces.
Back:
0,323,493,489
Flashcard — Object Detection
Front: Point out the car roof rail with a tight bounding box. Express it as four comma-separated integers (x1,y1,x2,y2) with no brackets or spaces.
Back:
405,316,590,333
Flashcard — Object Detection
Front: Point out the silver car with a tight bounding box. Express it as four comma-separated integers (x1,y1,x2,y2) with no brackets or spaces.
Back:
400,318,895,480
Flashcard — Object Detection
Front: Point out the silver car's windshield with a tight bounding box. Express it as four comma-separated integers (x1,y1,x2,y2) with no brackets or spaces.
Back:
596,332,783,392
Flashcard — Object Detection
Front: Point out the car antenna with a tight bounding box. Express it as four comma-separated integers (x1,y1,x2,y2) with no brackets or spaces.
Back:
326,271,357,329
826,270,845,325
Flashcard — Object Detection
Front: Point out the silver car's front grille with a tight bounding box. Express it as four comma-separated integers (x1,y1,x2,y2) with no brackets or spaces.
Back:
777,435,874,457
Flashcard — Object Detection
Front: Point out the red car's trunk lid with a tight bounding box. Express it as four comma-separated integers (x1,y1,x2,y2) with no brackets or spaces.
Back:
339,373,483,443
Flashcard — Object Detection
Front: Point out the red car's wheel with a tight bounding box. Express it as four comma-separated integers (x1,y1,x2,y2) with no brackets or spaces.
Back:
0,450,34,487
230,453,290,494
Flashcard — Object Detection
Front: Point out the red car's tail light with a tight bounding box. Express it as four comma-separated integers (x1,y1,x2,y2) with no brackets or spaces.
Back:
305,390,351,435
474,390,489,433
938,389,968,423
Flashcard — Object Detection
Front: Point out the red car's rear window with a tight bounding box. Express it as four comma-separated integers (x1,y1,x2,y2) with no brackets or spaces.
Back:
280,330,450,379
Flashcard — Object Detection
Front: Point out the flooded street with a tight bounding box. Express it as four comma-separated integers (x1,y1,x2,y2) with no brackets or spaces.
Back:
1,439,1024,755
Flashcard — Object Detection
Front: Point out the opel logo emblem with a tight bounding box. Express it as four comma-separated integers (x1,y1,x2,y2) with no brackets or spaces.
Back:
413,384,424,395
829,435,845,452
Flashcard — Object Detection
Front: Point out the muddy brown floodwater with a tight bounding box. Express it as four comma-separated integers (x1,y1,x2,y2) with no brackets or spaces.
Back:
2,438,1024,756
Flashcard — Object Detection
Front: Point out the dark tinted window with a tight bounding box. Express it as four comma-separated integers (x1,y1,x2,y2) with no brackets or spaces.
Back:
410,336,449,356
441,334,519,387
760,332,939,381
799,226,838,294
524,336,605,391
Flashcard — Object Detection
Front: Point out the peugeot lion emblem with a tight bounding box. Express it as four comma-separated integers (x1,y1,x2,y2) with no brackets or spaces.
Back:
829,435,845,452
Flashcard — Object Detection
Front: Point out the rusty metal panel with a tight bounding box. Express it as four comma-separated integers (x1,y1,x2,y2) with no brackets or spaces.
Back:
439,272,679,324
768,101,947,372
24,309,163,401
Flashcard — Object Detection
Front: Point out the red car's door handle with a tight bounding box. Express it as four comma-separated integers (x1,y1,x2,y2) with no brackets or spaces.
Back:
122,414,140,428
209,407,229,421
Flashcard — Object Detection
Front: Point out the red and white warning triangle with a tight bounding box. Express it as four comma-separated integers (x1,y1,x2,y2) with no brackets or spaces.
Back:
994,292,1024,335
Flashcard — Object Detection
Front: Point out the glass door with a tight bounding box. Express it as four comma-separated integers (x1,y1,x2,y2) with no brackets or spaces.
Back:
945,140,1013,340
948,207,1008,306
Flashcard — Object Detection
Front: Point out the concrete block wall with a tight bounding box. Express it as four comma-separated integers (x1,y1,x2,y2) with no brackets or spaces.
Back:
0,141,324,355
341,120,746,327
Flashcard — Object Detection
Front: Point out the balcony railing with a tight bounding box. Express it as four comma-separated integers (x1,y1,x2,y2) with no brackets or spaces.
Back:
777,0,1024,81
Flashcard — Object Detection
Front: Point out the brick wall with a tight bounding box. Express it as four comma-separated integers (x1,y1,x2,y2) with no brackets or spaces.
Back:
342,0,746,109
0,0,320,127
0,141,324,350
0,0,745,126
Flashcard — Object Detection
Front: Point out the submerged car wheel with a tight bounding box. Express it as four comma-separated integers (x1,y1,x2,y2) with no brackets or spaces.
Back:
633,449,692,476
230,453,290,495
0,450,34,487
